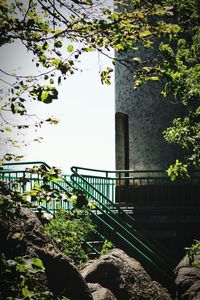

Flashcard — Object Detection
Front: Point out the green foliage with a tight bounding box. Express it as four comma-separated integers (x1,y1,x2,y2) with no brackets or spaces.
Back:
26,165,63,184
100,240,113,255
167,160,189,181
185,240,200,266
44,208,96,267
1,0,200,177
0,0,115,154
30,85,58,104
0,254,53,299
100,67,113,85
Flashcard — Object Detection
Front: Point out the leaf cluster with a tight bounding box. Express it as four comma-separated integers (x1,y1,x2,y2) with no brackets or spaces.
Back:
1,0,200,178
44,208,96,267
185,239,200,266
0,0,114,151
0,254,53,299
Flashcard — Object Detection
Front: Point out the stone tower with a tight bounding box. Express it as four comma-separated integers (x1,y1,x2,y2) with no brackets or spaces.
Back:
115,62,184,171
115,4,184,171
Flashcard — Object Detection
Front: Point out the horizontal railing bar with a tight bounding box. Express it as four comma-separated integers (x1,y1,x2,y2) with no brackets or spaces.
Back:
2,161,51,168
71,166,200,181
72,165,200,174
70,174,169,180
72,166,166,174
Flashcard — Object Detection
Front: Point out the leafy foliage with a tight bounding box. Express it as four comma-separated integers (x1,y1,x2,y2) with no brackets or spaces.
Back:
0,0,199,177
0,0,114,154
0,254,53,299
100,239,113,255
44,208,96,267
185,239,200,266
24,165,70,207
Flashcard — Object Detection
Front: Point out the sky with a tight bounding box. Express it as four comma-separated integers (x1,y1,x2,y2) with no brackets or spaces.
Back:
0,38,115,174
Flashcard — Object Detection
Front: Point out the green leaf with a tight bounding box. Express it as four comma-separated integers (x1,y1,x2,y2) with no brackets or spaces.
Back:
67,45,74,52
22,285,32,296
33,258,44,269
154,6,167,16
139,29,152,38
104,79,111,85
171,24,181,34
85,47,94,52
115,44,124,51
41,91,49,102
11,102,26,115
4,127,12,132
111,13,119,21
150,76,159,81
54,40,62,48
33,182,41,190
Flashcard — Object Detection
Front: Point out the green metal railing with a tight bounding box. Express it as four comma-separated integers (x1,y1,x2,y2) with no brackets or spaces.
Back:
70,166,200,207
70,166,175,287
0,161,108,257
0,161,74,213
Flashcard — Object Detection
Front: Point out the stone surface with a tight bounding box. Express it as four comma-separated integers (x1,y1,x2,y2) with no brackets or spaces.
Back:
174,253,200,300
81,248,172,300
115,56,185,171
88,283,117,300
0,184,92,300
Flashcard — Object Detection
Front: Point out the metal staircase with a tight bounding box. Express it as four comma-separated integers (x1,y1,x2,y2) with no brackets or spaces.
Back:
70,166,175,288
1,161,191,289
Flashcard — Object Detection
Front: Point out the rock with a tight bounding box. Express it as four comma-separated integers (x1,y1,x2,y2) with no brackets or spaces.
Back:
0,185,92,300
81,248,172,300
174,252,200,299
88,283,117,300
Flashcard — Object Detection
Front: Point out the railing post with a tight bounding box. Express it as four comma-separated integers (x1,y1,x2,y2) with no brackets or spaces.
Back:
22,171,26,193
125,171,129,207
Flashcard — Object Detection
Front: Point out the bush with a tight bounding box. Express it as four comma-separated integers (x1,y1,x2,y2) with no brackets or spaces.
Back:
44,208,96,267
0,254,53,299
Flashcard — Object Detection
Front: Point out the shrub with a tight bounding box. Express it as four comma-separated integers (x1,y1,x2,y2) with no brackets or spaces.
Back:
44,208,96,267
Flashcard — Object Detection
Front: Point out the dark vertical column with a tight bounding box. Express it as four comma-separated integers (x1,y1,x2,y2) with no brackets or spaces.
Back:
115,112,129,170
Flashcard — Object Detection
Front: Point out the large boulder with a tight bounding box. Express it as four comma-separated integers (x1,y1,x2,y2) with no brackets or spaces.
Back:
81,248,172,300
174,252,200,299
0,184,92,300
88,283,117,300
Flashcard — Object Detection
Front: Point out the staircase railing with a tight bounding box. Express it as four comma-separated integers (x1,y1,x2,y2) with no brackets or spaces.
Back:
0,161,74,213
0,161,109,256
70,166,174,287
70,166,200,207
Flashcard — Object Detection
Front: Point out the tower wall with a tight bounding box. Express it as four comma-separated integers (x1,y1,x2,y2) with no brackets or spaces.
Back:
114,2,185,171
115,53,184,171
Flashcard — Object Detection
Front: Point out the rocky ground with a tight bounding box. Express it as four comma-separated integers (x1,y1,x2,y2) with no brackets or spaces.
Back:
0,181,199,300
174,253,200,300
81,248,172,300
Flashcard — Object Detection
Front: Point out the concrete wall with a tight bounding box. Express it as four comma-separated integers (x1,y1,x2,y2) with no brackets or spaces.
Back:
115,61,184,170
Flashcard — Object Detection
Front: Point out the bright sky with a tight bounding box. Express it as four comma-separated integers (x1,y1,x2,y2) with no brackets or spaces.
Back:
0,38,115,174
